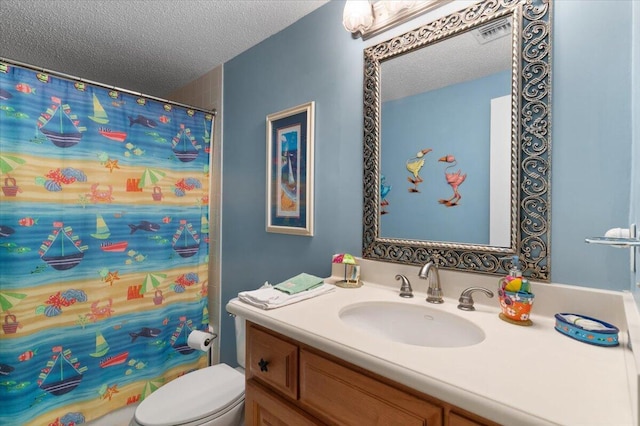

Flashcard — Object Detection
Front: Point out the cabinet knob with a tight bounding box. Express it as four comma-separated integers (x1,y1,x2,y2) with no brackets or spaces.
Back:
258,358,269,372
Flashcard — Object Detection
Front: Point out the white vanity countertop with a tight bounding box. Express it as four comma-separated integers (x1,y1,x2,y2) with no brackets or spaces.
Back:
227,281,636,425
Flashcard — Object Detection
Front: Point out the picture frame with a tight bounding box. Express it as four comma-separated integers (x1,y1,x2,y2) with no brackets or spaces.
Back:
266,101,315,236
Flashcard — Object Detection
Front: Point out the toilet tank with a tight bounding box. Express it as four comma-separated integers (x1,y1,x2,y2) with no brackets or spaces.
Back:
234,315,245,368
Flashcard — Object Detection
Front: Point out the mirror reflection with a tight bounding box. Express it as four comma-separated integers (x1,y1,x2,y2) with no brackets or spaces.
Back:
362,0,552,280
379,17,512,246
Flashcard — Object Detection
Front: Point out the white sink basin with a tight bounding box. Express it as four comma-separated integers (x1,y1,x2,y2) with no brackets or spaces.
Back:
339,301,485,348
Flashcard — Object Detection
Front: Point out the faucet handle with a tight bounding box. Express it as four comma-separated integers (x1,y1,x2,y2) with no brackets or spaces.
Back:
457,287,494,311
395,274,413,298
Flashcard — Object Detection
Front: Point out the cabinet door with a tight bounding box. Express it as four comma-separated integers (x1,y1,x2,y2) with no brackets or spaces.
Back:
245,380,322,426
299,349,442,426
247,323,299,399
448,411,498,426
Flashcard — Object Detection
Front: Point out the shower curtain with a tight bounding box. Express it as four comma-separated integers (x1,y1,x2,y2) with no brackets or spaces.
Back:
0,61,212,425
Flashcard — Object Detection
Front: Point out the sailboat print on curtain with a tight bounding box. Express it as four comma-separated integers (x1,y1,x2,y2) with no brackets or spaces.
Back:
37,346,88,396
90,214,111,239
171,220,200,258
171,124,201,162
170,316,196,355
88,94,109,124
90,214,131,252
201,215,209,243
89,331,109,357
38,222,88,270
37,96,87,148
0,60,213,425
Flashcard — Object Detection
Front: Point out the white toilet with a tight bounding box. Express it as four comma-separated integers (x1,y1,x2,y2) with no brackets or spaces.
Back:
130,316,246,426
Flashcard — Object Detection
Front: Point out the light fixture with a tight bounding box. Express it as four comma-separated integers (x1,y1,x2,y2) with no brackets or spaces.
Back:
343,0,451,40
379,0,417,15
342,1,374,35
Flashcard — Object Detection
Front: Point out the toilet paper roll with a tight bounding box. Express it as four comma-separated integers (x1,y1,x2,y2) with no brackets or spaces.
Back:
604,227,630,239
187,330,216,351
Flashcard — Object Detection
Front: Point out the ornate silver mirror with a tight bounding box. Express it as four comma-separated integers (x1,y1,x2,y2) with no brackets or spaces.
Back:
362,0,551,280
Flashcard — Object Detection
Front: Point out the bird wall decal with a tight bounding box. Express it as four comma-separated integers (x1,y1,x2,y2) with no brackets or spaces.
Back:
405,148,432,193
380,175,391,214
438,154,466,207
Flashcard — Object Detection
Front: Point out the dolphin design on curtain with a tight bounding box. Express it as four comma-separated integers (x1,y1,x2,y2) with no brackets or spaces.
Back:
0,60,213,425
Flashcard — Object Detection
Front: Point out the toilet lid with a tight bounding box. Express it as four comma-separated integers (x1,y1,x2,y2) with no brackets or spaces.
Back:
135,364,244,426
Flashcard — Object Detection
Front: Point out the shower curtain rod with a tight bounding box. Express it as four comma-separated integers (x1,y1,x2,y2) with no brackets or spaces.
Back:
0,57,216,115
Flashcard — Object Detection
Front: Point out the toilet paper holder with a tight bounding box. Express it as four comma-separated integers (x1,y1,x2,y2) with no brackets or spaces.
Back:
205,324,218,346
204,333,218,346
187,329,218,352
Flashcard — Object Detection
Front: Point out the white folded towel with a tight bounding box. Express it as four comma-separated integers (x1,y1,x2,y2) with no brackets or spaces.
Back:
238,282,335,310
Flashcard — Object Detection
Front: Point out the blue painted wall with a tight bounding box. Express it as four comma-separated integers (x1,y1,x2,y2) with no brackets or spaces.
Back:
221,1,363,363
381,70,510,244
633,0,640,303
221,1,634,364
552,0,632,291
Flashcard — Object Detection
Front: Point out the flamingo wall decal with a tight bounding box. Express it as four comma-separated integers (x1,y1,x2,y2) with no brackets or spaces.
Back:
438,154,466,207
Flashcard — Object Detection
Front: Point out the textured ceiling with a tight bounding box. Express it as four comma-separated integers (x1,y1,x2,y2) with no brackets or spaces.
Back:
0,0,329,98
381,27,511,102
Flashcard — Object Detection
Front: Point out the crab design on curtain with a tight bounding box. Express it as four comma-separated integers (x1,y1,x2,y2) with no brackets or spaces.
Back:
0,61,213,425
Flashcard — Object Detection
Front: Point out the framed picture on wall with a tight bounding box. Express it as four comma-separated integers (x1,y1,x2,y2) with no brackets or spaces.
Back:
266,101,315,236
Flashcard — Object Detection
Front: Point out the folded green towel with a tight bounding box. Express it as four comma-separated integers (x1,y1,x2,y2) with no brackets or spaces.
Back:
274,273,324,295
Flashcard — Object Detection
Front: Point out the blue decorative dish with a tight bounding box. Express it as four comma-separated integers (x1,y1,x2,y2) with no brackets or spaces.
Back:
554,313,619,347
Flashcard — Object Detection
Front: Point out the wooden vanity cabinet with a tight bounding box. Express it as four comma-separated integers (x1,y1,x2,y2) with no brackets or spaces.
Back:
246,324,299,400
245,322,499,426
245,380,319,426
298,348,440,425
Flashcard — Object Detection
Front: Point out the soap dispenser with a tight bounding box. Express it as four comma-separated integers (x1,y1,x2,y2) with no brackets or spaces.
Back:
498,256,535,326
501,256,530,293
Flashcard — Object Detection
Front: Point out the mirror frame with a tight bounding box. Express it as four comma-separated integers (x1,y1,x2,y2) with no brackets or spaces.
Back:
362,0,551,281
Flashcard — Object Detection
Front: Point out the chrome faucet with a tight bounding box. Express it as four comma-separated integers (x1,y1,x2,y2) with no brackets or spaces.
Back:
457,287,494,311
418,262,443,304
396,274,413,298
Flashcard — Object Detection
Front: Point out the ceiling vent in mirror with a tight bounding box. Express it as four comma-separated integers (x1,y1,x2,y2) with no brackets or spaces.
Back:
473,18,511,44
